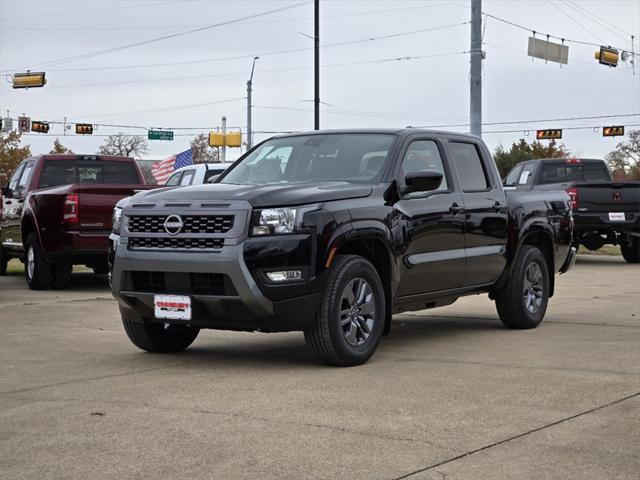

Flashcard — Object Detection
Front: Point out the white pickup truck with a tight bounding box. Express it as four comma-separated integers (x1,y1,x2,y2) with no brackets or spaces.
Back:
164,162,235,186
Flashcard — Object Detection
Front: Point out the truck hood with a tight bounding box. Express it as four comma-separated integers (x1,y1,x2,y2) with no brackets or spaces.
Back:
129,182,372,207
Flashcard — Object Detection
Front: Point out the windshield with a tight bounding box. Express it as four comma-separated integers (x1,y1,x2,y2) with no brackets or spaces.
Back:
220,134,394,185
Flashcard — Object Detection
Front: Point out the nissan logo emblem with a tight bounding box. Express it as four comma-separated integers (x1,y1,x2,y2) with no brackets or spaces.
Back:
163,214,184,235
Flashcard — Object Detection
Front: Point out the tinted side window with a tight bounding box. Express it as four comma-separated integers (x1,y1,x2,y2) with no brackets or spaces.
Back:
400,140,448,197
18,162,33,189
165,172,182,186
8,163,26,191
504,164,523,186
180,170,195,185
449,142,489,191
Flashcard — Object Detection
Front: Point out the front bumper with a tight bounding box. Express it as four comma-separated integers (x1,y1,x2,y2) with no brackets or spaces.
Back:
110,235,321,332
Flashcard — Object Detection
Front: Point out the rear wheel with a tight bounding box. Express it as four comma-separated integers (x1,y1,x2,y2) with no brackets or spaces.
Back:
25,233,51,290
304,255,385,366
122,319,200,353
495,245,550,329
620,235,639,263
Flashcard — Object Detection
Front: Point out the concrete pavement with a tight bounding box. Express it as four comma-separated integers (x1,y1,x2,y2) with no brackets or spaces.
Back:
0,255,638,479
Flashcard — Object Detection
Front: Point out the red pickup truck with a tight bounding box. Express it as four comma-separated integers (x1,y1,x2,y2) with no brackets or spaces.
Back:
0,154,153,289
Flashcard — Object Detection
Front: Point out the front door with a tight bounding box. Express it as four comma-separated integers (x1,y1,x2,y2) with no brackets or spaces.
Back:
394,138,466,297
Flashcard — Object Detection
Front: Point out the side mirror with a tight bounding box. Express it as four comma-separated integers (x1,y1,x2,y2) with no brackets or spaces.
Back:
404,170,443,194
206,175,219,184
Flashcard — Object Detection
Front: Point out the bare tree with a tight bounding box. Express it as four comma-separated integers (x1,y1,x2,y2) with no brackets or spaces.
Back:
190,134,219,164
98,133,148,157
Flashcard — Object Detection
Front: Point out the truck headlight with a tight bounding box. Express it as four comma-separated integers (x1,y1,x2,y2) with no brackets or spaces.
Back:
252,208,297,235
112,207,123,234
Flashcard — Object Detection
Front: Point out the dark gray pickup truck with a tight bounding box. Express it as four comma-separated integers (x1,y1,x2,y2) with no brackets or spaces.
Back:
504,158,640,262
110,129,575,366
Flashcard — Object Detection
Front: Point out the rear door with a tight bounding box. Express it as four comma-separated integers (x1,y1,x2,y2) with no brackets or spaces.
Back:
394,136,466,296
446,139,508,287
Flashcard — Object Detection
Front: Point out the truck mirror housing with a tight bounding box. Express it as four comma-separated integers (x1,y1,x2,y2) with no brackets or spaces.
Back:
404,170,443,193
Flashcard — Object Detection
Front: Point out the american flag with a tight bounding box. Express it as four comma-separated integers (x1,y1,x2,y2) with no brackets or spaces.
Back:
151,149,193,184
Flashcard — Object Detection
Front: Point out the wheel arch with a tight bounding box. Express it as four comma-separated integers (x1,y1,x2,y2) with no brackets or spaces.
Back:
330,234,395,335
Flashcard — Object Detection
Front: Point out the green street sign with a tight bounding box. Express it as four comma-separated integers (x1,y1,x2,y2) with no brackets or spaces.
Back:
148,130,174,141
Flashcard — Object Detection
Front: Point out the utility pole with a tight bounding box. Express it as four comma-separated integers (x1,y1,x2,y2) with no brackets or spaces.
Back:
246,56,259,150
314,0,320,130
221,115,227,162
470,0,482,137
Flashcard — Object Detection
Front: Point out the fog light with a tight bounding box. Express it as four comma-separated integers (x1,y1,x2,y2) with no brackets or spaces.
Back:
266,270,302,282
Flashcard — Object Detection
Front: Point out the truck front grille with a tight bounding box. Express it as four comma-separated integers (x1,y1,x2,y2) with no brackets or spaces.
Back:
128,237,224,250
128,271,235,296
128,215,234,234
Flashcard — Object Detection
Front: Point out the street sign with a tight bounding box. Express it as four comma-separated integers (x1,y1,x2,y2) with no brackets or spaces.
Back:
536,129,562,140
528,37,569,65
603,126,624,137
2,117,13,132
18,116,31,133
148,130,174,141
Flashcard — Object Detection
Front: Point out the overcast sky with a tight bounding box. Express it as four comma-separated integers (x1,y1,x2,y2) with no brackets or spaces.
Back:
0,0,638,161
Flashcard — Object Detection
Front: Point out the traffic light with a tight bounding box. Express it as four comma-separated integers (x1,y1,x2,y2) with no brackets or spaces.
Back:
208,132,242,147
31,121,50,133
75,123,93,135
12,71,46,89
595,46,618,67
209,132,225,147
603,126,624,137
226,132,242,147
536,129,562,140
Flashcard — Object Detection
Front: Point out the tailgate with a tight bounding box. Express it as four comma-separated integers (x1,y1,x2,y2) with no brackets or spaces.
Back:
577,182,640,213
75,185,156,230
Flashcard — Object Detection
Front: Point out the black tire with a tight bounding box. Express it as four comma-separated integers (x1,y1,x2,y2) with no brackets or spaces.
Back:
304,254,385,366
0,245,8,276
25,233,51,290
92,259,109,275
50,261,72,289
495,245,550,329
122,319,200,353
620,236,639,264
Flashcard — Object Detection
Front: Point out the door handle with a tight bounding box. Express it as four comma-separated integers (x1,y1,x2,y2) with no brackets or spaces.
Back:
449,203,464,214
492,201,506,211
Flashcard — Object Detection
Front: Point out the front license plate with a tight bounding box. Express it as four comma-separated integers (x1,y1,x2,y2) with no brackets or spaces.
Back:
154,295,191,321
608,212,626,222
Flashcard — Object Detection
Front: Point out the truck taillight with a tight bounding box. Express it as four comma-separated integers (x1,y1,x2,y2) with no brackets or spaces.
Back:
566,187,578,210
63,193,79,224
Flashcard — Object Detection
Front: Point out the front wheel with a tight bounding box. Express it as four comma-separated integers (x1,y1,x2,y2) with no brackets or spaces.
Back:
304,255,385,366
620,235,639,263
495,245,550,329
122,319,200,353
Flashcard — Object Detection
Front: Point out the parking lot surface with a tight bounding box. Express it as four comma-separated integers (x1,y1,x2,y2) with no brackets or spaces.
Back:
1,255,638,480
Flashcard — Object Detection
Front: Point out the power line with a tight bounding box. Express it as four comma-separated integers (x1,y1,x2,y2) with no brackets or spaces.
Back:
25,51,467,90
564,0,637,45
546,0,604,44
483,123,640,134
17,2,307,70
483,10,639,56
1,2,454,30
9,21,467,74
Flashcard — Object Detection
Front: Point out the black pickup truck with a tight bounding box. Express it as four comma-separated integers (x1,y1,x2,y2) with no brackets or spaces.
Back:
110,129,575,366
504,158,640,262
